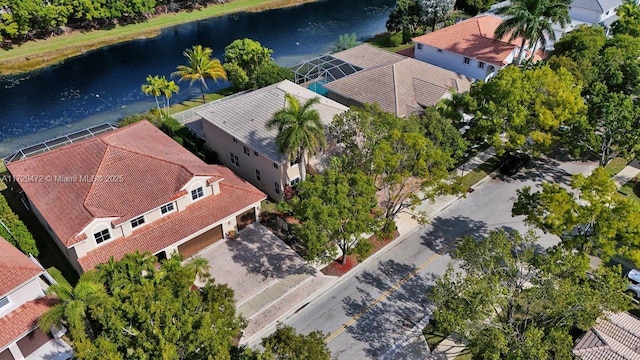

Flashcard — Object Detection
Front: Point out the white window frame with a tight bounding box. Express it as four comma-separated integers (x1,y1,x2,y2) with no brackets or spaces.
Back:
290,158,299,166
160,202,175,215
130,215,145,229
274,182,281,194
191,186,204,200
463,57,471,65
273,162,279,169
94,228,111,244
256,169,261,181
243,146,250,156
230,152,239,167
290,178,300,186
478,61,485,69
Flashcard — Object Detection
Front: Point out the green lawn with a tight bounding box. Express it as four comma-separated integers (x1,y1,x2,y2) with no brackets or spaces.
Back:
423,322,447,350
459,156,501,190
605,157,628,177
47,266,72,289
618,176,640,203
365,32,414,53
0,0,315,75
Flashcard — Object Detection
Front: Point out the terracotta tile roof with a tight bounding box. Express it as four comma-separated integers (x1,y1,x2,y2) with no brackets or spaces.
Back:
412,15,542,65
78,164,266,271
573,312,640,360
7,121,223,247
324,58,473,117
331,44,408,69
0,237,43,298
0,297,58,350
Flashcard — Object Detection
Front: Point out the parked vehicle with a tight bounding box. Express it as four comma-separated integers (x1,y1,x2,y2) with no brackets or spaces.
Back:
627,269,640,299
499,153,531,176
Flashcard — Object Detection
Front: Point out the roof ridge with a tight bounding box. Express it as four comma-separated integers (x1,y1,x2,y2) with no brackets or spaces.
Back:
82,143,123,219
594,328,640,359
392,63,400,116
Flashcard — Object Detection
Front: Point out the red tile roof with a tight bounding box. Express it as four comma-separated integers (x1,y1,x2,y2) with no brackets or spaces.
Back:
412,15,543,65
0,237,43,298
7,121,224,247
78,164,265,271
0,297,58,350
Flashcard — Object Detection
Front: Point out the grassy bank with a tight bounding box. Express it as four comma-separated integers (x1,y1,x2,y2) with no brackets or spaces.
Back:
0,0,315,76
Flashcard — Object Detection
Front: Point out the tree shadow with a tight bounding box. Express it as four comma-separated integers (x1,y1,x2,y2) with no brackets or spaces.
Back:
226,224,315,279
420,215,488,252
495,157,573,186
341,259,439,358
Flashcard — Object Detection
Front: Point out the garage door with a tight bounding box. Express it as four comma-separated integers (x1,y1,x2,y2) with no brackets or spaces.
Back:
236,209,256,231
17,329,51,358
177,225,223,258
0,348,15,360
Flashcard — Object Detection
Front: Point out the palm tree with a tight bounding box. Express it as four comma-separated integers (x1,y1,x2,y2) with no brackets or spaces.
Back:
141,75,163,113
38,275,105,340
494,0,570,64
161,78,180,115
185,256,211,283
266,93,326,182
172,45,227,103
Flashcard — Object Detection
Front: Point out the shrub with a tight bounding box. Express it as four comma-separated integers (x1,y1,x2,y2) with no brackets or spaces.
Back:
253,63,295,89
388,32,403,47
0,194,38,256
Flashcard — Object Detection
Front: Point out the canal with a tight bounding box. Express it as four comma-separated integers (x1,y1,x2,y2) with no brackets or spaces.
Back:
0,0,394,156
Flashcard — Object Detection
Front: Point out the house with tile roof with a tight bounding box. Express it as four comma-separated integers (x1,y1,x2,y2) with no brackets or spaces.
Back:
196,80,348,200
412,15,542,81
325,45,473,117
0,237,72,360
6,121,266,274
569,0,621,26
573,312,640,360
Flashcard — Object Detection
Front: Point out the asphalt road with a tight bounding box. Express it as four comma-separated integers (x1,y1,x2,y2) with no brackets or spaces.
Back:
281,153,598,359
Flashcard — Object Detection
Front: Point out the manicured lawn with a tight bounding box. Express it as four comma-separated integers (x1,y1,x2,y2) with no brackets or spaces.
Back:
618,176,640,203
0,0,315,75
168,93,226,114
365,32,414,53
423,322,447,350
455,349,473,360
605,157,628,177
459,156,501,190
47,266,72,289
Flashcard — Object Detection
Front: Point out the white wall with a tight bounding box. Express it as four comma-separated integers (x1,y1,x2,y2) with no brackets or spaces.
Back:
202,120,294,201
413,43,502,80
0,278,44,318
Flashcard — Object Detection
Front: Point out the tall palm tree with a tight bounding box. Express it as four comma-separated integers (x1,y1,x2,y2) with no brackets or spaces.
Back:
185,256,211,283
141,75,163,113
161,78,180,115
38,275,105,340
172,45,227,103
266,93,326,182
494,0,570,64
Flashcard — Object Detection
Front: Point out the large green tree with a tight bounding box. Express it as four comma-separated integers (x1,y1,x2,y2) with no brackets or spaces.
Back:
222,38,292,90
430,229,631,360
386,0,424,35
266,93,325,182
421,107,468,162
293,169,380,264
466,65,586,155
513,167,640,264
261,325,331,360
329,104,460,232
547,25,606,86
612,0,640,36
172,45,226,102
422,0,455,31
494,0,570,64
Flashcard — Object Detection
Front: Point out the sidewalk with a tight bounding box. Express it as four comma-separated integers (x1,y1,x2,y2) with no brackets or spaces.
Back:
240,146,498,349
612,159,640,188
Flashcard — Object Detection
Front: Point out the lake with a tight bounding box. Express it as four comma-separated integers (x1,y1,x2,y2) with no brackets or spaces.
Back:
0,0,394,157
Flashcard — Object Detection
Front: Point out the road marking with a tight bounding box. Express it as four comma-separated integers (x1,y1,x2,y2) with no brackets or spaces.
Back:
324,241,457,344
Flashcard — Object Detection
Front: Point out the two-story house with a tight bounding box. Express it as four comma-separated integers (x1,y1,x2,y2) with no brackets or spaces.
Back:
569,0,621,26
0,237,71,360
196,80,349,201
6,121,266,274
412,15,542,81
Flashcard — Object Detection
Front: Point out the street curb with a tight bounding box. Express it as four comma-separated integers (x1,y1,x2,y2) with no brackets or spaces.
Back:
380,314,432,360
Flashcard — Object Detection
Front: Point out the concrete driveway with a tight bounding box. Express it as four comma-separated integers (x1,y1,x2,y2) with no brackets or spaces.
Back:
198,223,313,305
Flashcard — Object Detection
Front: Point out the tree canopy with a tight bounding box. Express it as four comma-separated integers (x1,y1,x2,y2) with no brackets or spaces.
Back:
292,169,380,264
223,38,293,90
612,0,640,36
465,65,586,155
429,229,631,360
513,167,640,264
329,104,461,232
386,0,425,35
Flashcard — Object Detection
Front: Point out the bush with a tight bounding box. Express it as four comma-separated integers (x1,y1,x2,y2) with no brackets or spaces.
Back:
0,194,38,256
332,33,358,52
388,32,403,47
352,239,374,262
119,111,162,127
253,63,294,89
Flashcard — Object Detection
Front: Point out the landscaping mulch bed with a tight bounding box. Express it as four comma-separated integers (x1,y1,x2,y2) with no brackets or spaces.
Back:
321,231,399,277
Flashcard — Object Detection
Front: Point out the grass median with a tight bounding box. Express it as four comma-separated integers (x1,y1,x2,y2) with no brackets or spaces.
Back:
0,0,315,75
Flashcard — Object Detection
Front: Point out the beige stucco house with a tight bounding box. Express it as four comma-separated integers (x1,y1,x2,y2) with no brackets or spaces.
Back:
0,237,72,360
6,121,266,274
197,80,348,200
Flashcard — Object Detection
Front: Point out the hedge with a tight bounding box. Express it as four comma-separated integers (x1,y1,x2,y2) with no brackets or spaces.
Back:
0,194,39,256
